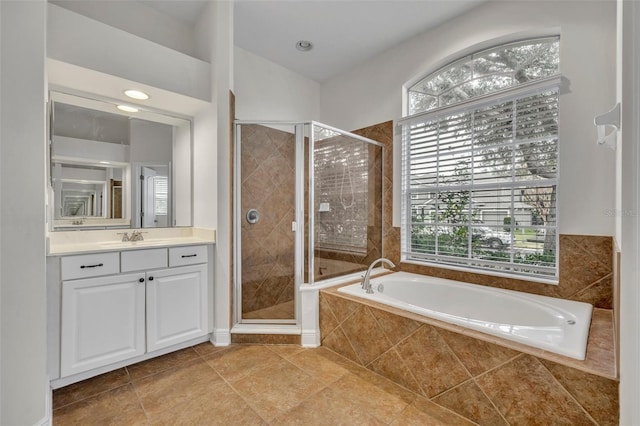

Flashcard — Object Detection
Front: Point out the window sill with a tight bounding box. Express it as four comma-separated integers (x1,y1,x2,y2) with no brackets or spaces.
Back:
401,257,559,286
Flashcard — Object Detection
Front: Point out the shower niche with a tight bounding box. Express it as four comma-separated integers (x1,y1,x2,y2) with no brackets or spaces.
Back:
234,121,383,326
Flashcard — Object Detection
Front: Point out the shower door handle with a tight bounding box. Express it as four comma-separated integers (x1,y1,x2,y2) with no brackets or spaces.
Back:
291,221,297,232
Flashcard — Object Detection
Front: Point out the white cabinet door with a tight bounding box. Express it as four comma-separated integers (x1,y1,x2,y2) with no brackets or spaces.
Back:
60,272,146,377
146,264,208,352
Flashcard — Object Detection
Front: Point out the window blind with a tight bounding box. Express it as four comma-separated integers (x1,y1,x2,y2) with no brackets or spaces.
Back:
154,176,168,216
401,79,560,280
314,138,369,253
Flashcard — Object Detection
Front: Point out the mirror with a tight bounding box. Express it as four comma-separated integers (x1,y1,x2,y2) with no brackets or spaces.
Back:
49,91,192,230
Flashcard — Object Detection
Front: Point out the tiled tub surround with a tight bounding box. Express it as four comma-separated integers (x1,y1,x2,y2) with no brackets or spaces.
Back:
320,289,618,425
338,272,594,360
351,122,618,390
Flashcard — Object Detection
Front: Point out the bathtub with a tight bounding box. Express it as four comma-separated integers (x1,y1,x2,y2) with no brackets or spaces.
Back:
337,272,593,360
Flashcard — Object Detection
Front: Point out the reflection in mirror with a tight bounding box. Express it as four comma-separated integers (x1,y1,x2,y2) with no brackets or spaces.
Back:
52,162,124,220
49,91,192,230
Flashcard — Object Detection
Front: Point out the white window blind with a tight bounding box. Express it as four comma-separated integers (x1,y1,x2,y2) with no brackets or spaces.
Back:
400,79,560,280
314,138,369,253
154,176,168,216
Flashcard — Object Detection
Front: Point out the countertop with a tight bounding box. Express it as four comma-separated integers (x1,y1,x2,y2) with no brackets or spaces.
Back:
47,227,216,256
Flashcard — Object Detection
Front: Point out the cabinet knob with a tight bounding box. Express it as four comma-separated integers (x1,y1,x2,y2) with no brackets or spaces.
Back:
148,276,154,281
138,278,145,283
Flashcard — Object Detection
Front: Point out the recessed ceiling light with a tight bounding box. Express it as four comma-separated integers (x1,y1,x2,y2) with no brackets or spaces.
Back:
124,89,149,100
295,40,313,52
117,105,139,113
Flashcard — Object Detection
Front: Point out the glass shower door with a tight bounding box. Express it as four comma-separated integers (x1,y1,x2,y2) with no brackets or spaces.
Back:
309,123,384,284
236,123,298,322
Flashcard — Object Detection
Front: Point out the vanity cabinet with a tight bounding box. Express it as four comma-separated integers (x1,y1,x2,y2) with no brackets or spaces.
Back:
60,272,146,377
146,264,208,352
54,245,210,382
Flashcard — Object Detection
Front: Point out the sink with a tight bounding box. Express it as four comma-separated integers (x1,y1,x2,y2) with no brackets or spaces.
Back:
97,239,171,248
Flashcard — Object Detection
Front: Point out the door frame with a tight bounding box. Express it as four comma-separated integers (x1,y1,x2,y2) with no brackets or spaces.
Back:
232,122,304,327
132,162,172,229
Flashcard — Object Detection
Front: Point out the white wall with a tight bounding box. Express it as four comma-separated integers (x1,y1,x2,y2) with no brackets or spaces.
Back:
193,1,233,345
49,0,198,60
193,2,218,232
0,1,49,424
47,3,211,103
618,0,640,422
174,121,192,227
52,136,130,164
320,0,617,237
129,119,173,164
234,47,320,122
129,119,172,229
214,0,234,346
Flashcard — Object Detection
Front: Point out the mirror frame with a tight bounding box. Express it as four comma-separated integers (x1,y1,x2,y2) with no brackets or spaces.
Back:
47,88,194,231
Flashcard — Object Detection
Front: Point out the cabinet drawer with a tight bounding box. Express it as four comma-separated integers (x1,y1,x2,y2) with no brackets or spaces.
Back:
61,252,120,280
121,248,168,272
169,245,207,267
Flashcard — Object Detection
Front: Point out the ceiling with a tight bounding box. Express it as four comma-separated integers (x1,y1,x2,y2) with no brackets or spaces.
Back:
141,0,486,83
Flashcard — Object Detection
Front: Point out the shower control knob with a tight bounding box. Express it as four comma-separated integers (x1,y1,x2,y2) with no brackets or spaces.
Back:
246,209,260,224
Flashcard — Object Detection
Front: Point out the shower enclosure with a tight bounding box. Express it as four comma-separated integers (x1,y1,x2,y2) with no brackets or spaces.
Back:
234,121,384,327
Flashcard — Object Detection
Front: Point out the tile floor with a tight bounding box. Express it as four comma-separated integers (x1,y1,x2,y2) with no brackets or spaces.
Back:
52,343,475,425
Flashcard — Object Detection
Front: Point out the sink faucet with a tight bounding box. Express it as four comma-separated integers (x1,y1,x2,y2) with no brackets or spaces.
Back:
118,232,130,242
361,258,396,294
130,230,145,241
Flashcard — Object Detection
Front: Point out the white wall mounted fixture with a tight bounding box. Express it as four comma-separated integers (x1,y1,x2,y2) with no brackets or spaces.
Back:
595,102,620,149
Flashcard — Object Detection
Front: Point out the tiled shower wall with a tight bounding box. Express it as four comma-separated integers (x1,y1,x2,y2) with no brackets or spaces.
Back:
239,124,296,317
312,139,384,282
352,121,614,308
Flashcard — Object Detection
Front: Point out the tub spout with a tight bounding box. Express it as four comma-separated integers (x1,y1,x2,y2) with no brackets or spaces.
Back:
362,258,396,294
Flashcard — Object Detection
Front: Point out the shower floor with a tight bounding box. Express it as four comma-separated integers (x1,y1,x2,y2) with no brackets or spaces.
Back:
243,300,295,320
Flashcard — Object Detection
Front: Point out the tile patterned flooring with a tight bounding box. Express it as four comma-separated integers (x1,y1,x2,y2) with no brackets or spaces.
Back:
53,343,476,425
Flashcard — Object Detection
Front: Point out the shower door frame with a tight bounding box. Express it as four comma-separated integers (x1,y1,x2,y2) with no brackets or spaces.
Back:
233,121,305,327
233,120,384,329
307,121,385,286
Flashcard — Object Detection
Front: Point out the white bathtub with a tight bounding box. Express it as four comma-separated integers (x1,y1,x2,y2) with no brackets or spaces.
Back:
337,272,593,360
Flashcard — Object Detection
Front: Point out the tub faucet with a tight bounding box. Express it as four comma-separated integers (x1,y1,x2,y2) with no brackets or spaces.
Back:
362,258,396,294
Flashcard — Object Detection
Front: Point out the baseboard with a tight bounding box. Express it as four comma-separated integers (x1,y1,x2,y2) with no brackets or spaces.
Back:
301,330,320,347
212,329,231,346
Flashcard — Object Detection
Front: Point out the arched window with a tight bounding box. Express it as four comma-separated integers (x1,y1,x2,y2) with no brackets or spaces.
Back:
399,37,561,282
408,38,560,115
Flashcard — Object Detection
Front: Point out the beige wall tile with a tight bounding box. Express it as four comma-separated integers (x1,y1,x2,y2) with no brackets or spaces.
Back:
321,326,361,365
432,380,509,426
369,306,422,346
476,355,596,425
368,347,423,396
437,328,520,376
540,359,619,426
395,325,470,397
340,306,394,365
